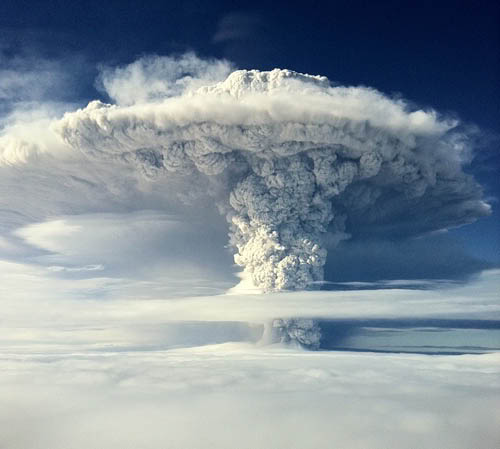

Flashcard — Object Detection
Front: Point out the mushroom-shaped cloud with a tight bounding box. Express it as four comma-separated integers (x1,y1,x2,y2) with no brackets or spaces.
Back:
54,68,491,291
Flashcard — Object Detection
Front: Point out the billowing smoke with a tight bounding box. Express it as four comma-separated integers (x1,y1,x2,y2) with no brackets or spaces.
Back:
261,319,322,349
53,61,490,291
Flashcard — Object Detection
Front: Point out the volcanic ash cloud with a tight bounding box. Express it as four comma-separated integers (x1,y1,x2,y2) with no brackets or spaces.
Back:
55,67,490,291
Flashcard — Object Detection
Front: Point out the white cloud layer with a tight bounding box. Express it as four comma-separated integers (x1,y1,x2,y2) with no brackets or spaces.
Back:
1,225,498,447
1,344,499,449
0,246,498,448
1,256,498,351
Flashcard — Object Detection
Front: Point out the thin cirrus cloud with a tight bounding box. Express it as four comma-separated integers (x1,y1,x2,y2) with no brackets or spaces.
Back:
212,12,263,43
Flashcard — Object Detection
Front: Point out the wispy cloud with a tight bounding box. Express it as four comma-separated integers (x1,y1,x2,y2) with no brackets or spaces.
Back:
212,12,263,43
96,53,233,106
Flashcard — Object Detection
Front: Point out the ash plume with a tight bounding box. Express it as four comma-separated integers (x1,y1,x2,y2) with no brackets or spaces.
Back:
260,319,322,349
53,61,490,291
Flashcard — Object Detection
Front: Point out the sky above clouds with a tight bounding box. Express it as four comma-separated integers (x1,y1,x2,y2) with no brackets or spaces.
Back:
0,1,499,448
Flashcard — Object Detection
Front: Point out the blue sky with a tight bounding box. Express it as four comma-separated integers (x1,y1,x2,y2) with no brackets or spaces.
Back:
1,0,497,128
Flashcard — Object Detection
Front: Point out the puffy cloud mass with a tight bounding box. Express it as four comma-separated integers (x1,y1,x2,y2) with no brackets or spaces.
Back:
1,55,491,291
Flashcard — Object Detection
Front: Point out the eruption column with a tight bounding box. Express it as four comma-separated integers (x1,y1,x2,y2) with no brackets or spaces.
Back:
55,66,490,292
